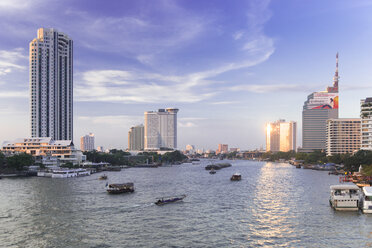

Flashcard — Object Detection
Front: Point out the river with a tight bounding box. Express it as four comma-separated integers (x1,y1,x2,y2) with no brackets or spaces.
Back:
0,160,371,247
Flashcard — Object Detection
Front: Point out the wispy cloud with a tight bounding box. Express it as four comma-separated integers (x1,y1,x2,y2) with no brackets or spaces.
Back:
229,84,304,93
0,90,28,98
0,48,27,75
78,115,143,126
209,101,239,105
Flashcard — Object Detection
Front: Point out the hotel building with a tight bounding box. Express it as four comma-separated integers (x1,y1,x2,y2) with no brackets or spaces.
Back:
144,108,179,150
361,98,372,151
80,133,95,152
326,118,361,156
30,28,73,140
128,125,144,151
1,137,83,165
301,54,339,152
266,119,297,152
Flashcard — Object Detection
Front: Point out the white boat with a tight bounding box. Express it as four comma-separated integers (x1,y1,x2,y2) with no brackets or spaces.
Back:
51,168,90,178
362,186,372,213
329,184,361,211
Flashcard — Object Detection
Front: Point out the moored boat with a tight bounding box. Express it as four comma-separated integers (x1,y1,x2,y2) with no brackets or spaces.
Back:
99,174,108,180
107,183,134,194
329,184,361,211
155,195,186,205
362,186,372,213
230,173,241,181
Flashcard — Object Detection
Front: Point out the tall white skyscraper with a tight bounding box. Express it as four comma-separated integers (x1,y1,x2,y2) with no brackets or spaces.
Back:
80,133,95,152
144,108,179,150
30,28,73,140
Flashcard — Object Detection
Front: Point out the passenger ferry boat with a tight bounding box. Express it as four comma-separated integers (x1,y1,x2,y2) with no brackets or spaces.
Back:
362,186,372,213
329,184,361,211
106,183,134,194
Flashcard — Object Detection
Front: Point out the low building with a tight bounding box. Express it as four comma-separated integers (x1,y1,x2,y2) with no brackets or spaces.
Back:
1,137,84,165
326,118,361,156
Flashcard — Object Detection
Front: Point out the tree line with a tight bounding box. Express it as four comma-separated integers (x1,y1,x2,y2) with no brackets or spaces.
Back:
262,150,372,172
0,152,34,171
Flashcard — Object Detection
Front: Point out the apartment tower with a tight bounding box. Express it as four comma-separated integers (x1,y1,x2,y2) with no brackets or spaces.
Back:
30,28,73,140
266,119,297,152
80,133,95,152
361,98,372,151
144,108,178,150
128,125,144,151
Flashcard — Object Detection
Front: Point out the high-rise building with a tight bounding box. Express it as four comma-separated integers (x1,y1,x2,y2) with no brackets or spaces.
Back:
301,54,339,152
326,118,361,156
217,144,228,154
30,28,73,140
128,124,144,151
80,133,95,152
144,108,179,150
266,119,296,152
361,98,372,151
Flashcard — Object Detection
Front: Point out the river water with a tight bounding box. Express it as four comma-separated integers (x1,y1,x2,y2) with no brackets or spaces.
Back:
0,160,371,248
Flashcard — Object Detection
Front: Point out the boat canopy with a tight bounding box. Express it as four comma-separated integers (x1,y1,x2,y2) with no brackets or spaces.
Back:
330,184,360,190
363,186,372,196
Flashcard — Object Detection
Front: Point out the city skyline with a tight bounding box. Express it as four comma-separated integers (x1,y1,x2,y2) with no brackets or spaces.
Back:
0,1,372,150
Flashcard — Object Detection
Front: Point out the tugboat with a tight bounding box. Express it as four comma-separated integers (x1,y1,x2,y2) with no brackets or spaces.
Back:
230,173,241,181
155,195,186,205
106,183,134,194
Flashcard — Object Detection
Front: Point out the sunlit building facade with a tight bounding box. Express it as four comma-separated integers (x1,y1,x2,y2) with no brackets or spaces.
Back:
217,144,228,154
1,137,83,165
361,98,372,151
266,119,296,152
80,133,95,152
301,54,339,152
30,28,73,140
144,108,178,150
128,125,144,151
326,118,361,156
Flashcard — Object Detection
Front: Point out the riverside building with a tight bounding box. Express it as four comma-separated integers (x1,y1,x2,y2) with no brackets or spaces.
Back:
1,137,84,165
361,98,372,151
80,133,95,152
217,144,228,154
144,108,179,150
266,119,297,152
326,118,361,156
128,125,144,151
30,28,73,141
301,54,339,152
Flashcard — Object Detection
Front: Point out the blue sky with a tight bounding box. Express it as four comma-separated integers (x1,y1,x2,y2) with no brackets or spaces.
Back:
0,0,372,151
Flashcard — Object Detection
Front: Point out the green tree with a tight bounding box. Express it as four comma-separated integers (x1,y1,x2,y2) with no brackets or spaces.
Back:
6,153,34,171
162,150,187,163
0,151,5,167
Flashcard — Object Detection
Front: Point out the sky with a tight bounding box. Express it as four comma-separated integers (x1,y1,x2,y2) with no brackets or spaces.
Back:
0,0,372,151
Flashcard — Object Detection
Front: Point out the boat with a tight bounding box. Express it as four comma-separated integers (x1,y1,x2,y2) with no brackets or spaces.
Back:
98,174,108,180
329,184,361,211
50,168,90,178
106,183,134,194
230,173,241,181
362,186,372,213
209,169,216,174
295,164,301,169
155,195,186,205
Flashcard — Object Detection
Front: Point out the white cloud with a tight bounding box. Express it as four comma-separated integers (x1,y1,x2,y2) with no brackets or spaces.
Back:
0,48,27,75
229,84,303,93
78,115,143,126
0,90,28,98
209,101,239,105
179,122,196,128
